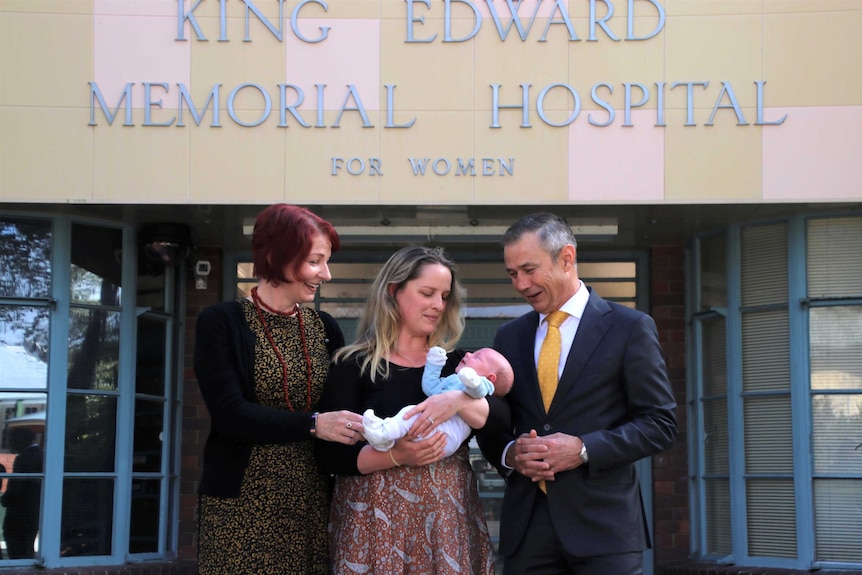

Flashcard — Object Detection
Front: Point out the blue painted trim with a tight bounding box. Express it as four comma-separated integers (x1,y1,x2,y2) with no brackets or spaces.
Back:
40,216,71,567
726,223,745,562
788,216,815,567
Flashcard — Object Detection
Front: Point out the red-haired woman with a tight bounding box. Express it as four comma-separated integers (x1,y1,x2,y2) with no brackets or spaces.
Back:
194,204,364,575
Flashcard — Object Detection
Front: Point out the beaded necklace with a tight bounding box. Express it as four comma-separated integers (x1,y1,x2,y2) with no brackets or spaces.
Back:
250,286,313,412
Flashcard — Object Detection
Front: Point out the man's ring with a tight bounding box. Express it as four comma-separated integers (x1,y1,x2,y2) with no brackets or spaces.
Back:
346,421,353,429
428,417,435,424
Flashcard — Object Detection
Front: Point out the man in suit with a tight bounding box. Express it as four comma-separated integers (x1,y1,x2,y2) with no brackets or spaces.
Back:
2,428,43,559
478,213,678,575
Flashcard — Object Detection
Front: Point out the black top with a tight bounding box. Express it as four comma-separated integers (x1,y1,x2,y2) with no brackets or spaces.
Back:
316,350,511,476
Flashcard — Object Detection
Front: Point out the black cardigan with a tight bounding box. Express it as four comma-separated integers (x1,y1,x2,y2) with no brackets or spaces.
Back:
193,300,344,497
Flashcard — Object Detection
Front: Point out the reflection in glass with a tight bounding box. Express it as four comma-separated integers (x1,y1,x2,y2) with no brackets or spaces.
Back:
0,218,52,299
814,478,862,562
0,306,49,390
61,478,113,556
703,399,728,475
129,479,161,553
67,308,120,391
809,306,862,390
133,400,164,473
136,318,166,396
70,224,122,306
811,394,862,475
64,394,116,473
699,234,727,311
705,478,731,555
702,316,727,397
1,428,44,560
0,393,47,452
136,272,165,311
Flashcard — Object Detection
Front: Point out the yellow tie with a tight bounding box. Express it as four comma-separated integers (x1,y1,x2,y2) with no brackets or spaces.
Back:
536,310,568,494
538,310,568,412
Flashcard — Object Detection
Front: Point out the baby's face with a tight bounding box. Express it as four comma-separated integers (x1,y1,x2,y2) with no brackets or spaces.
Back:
456,348,497,376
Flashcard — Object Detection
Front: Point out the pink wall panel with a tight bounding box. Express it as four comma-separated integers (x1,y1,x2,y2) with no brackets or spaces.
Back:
763,106,862,201
568,110,665,202
94,0,175,17
94,12,191,110
284,19,381,112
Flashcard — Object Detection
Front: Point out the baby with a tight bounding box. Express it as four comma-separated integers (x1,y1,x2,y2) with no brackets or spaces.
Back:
363,346,514,457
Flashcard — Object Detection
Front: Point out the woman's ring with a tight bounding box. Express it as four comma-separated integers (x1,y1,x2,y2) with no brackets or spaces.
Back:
346,421,353,429
428,417,435,424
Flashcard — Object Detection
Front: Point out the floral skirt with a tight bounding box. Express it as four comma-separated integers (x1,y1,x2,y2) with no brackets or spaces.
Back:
328,444,495,575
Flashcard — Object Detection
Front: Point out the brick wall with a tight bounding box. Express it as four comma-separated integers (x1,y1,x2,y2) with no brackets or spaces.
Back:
650,245,691,569
177,247,222,562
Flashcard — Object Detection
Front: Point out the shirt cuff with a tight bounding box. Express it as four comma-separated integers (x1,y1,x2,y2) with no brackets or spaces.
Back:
501,440,515,470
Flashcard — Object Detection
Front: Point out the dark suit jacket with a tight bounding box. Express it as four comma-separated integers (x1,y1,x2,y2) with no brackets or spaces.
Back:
477,289,677,558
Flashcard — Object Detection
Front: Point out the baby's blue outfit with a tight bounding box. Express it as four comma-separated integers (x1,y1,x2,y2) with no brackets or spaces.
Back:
362,347,496,457
421,352,495,399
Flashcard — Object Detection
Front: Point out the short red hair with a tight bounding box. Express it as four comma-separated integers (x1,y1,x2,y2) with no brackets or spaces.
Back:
251,204,340,285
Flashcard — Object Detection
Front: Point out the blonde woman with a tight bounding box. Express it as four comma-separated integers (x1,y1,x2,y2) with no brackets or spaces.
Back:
316,246,508,575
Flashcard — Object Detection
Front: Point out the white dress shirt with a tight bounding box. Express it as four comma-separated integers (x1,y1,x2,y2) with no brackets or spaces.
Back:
501,280,589,469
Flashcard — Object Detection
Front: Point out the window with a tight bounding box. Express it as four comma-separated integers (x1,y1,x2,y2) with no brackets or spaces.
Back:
690,214,862,570
0,215,182,567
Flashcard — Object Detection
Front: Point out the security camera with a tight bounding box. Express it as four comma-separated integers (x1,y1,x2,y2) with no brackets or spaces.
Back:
195,261,212,277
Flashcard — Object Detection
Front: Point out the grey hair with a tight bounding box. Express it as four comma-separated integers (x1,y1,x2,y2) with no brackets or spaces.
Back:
502,212,577,261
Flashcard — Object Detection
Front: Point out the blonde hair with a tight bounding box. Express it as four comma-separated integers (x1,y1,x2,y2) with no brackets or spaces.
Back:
335,246,465,382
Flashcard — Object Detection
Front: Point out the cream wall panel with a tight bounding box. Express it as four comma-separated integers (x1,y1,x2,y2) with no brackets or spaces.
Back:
763,10,862,106
0,12,92,108
285,112,381,203
1,0,92,14
189,16,287,109
381,0,586,21
763,1,862,13
92,110,190,202
189,122,285,203
380,19,474,111
665,108,762,201
380,112,474,203
474,121,568,203
665,15,762,109
665,0,764,16
0,108,92,201
475,20,570,112
569,16,665,112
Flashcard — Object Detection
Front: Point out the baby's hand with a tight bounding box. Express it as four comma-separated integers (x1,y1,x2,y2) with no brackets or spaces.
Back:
458,367,480,390
426,346,447,366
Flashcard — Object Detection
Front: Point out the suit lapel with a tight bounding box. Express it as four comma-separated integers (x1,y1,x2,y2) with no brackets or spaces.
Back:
514,312,546,415
548,291,612,416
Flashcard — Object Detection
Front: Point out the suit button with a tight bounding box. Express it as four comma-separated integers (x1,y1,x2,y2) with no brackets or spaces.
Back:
543,424,551,431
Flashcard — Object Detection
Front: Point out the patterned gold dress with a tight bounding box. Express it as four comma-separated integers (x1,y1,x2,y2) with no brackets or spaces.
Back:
321,357,496,575
198,300,332,575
